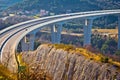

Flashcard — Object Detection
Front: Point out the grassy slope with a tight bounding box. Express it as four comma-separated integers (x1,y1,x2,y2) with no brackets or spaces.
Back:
53,44,120,69
0,43,120,79
0,64,17,80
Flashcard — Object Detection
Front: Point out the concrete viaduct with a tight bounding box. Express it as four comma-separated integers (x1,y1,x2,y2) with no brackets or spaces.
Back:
0,9,120,72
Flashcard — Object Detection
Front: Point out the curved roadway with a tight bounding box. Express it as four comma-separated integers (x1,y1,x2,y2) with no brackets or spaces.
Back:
0,9,120,72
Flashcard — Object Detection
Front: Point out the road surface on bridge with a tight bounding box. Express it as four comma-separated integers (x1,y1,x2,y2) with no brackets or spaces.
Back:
0,9,120,72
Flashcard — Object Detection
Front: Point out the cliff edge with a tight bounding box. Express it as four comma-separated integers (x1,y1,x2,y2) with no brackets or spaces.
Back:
21,44,120,80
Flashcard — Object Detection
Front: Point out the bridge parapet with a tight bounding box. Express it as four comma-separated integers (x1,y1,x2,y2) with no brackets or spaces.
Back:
1,10,120,72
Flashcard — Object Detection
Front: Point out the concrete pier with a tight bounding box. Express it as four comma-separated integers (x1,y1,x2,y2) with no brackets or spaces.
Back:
83,19,93,46
21,32,35,51
51,24,62,44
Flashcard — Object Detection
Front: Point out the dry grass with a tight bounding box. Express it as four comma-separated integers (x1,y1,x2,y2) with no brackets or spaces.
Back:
17,53,52,80
1,43,119,79
53,44,120,69
0,64,17,80
92,29,118,34
0,53,53,80
54,44,75,51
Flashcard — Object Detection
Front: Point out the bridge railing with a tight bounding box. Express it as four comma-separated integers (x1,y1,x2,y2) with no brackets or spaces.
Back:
1,9,120,35
13,10,120,51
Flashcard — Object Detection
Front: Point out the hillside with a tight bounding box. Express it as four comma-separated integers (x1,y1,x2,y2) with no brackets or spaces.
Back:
20,44,120,80
0,0,22,11
6,0,120,14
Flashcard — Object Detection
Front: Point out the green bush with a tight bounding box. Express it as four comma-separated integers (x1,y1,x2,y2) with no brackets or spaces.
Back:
100,57,109,63
115,50,120,55
54,44,75,51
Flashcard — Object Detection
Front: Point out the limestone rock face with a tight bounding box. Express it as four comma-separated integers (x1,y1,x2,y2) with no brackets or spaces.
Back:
22,44,120,80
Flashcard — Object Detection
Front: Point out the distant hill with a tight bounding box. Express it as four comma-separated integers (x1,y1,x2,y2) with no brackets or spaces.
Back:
0,0,22,11
6,0,120,14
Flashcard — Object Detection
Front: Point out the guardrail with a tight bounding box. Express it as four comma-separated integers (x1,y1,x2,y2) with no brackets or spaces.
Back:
1,9,120,35
1,9,120,60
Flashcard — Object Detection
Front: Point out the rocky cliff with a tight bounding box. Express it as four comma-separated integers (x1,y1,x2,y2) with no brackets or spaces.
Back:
21,44,120,80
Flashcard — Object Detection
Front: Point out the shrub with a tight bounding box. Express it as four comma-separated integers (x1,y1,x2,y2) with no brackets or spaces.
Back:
0,64,17,80
54,44,75,51
100,57,109,63
115,50,120,56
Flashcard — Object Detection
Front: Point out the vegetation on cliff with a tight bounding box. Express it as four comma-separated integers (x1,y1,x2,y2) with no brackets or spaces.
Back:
53,44,120,68
35,31,120,62
21,44,120,80
0,44,120,79
0,53,52,80
0,64,17,80
16,54,52,80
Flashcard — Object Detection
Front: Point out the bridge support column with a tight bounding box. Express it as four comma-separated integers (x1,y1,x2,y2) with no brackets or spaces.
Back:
83,19,93,46
56,24,62,43
118,16,120,50
51,25,56,43
21,36,28,51
29,33,35,50
51,24,62,44
21,32,35,51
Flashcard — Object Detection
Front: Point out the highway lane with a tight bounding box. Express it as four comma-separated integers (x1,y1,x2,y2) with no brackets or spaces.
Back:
0,19,52,49
0,10,112,51
0,9,120,72
1,9,119,35
0,13,86,50
0,12,92,61
0,12,89,45
12,10,120,51
1,10,120,56
1,9,119,42
8,10,120,54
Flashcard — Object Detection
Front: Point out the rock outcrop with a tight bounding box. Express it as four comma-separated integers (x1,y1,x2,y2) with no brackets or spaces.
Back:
21,44,120,80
